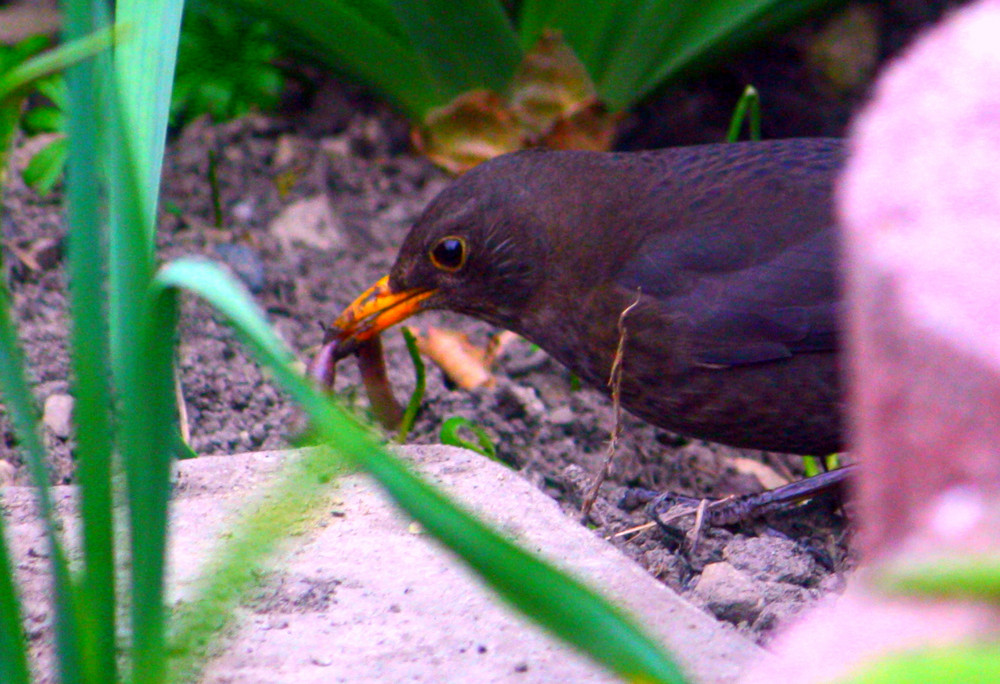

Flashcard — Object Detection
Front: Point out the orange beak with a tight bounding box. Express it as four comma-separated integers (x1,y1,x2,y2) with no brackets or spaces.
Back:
309,275,436,386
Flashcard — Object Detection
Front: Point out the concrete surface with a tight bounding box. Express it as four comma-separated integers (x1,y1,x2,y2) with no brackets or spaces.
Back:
182,446,765,682
1,445,767,682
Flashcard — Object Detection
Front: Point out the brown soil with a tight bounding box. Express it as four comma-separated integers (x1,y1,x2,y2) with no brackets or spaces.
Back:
0,1,966,643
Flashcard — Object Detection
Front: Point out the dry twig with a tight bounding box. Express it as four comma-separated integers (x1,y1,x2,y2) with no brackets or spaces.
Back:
580,291,641,520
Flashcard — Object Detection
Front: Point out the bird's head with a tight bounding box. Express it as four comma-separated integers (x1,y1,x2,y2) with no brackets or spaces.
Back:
319,152,552,365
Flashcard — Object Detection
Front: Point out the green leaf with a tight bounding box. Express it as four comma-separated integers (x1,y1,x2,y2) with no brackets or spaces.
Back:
0,26,115,102
0,520,30,684
114,0,184,226
844,643,1000,684
0,255,83,683
23,135,67,195
440,416,497,460
387,0,520,102
519,0,835,111
395,326,426,443
60,3,118,680
216,0,441,118
22,106,64,134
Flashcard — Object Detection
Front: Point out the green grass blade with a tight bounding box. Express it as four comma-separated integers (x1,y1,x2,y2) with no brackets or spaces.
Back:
0,279,83,683
60,0,118,679
124,275,185,684
105,2,186,679
114,0,184,227
168,447,347,682
879,554,1000,602
0,26,115,101
844,643,1000,684
394,326,425,443
726,85,761,142
0,515,30,684
388,0,520,102
153,258,686,683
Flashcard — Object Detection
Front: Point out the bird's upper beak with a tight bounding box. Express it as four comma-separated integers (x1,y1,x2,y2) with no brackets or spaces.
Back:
308,275,435,386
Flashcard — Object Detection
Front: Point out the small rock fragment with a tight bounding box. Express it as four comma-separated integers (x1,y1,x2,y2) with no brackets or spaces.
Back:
724,535,819,585
691,561,764,624
0,460,16,485
43,393,74,439
270,195,344,253
213,243,266,294
494,383,545,420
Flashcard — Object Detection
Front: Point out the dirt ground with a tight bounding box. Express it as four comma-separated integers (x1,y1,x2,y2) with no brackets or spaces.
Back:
0,1,967,644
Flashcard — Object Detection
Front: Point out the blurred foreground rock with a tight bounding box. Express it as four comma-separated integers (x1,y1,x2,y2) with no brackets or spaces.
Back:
745,1,1000,681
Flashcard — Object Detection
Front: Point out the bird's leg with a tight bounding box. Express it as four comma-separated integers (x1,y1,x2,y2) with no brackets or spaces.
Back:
637,465,854,531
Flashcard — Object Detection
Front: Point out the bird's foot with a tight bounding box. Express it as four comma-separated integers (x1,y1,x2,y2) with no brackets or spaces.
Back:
628,466,854,535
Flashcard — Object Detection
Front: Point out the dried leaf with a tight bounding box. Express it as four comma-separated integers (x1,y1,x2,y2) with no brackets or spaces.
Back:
725,455,791,491
508,30,600,139
482,330,519,368
413,90,522,174
414,326,495,389
4,236,62,272
414,33,620,173
541,102,623,152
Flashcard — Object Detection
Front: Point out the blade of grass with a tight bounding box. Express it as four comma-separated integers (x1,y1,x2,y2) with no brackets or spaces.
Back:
726,85,761,142
439,416,497,460
0,26,115,101
879,554,1000,602
168,448,347,682
0,506,30,684
394,326,425,443
60,0,117,679
845,643,1000,684
114,0,184,227
153,258,685,683
0,277,83,683
108,1,186,679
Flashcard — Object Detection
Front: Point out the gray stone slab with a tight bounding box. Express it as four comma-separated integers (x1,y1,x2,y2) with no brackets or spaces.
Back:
4,446,766,682
183,446,765,683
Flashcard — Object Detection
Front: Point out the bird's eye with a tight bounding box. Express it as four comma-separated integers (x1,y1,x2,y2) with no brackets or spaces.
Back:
429,236,467,272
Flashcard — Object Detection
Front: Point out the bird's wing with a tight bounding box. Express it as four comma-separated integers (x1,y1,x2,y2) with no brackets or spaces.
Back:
615,227,838,368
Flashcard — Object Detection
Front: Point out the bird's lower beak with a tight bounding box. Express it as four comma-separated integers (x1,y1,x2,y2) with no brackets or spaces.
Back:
320,275,435,362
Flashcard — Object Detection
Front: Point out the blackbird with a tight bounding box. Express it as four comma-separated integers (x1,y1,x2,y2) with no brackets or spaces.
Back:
315,138,844,458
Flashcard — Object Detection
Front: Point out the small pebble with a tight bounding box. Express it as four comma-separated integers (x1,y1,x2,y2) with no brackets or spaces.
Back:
43,393,74,439
214,243,266,294
0,460,16,486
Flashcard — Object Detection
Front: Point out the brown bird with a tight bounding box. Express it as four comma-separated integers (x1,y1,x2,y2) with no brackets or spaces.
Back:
316,139,844,459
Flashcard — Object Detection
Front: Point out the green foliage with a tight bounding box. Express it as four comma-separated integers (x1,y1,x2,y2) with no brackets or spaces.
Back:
220,0,837,120
844,643,1000,684
440,416,498,460
726,85,761,143
0,34,104,196
395,326,426,443
171,0,285,124
20,76,68,195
